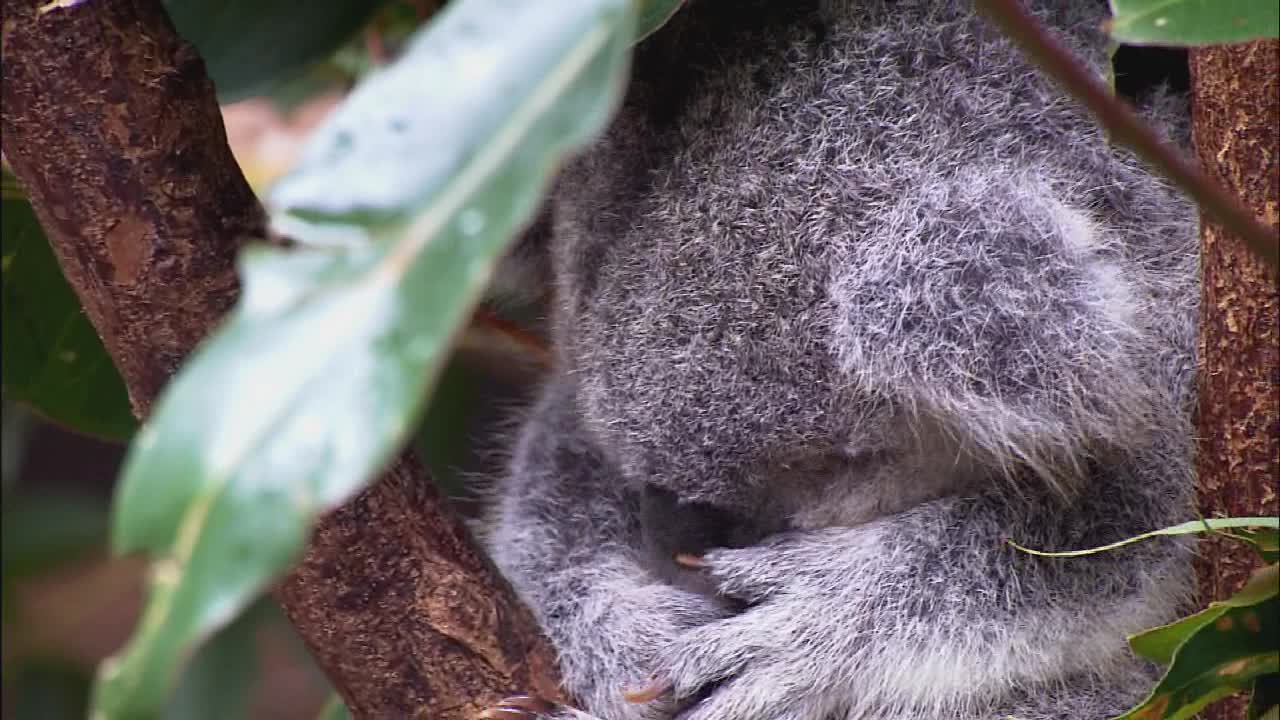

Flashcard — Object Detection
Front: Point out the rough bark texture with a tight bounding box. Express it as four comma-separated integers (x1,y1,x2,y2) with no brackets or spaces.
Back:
278,455,564,719
1,0,258,417
1,0,564,717
1190,40,1280,720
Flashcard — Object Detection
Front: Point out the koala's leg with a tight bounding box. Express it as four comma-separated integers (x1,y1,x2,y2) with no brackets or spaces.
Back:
484,378,729,720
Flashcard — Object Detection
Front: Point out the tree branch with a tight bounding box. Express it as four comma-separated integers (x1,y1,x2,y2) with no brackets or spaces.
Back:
1189,39,1279,720
0,0,563,716
974,0,1279,271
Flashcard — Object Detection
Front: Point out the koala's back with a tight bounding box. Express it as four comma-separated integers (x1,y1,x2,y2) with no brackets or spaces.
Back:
550,0,1196,513
489,2,1199,718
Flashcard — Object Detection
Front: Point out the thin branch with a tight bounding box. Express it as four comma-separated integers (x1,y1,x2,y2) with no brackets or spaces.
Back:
973,0,1279,272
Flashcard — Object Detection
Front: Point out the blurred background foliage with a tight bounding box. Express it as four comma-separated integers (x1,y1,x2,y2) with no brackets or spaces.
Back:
1,0,549,716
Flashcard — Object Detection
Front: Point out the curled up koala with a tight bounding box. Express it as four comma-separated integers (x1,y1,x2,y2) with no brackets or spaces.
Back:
480,0,1199,718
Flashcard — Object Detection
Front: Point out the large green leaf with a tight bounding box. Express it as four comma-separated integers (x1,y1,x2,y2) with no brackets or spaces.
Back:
1107,0,1279,46
1,185,136,442
164,0,383,102
94,0,636,715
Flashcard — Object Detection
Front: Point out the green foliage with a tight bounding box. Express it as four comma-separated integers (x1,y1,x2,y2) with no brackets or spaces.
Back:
1013,518,1279,719
1,179,136,442
1113,523,1278,720
1118,565,1278,720
163,0,383,102
91,0,667,715
1107,0,1280,46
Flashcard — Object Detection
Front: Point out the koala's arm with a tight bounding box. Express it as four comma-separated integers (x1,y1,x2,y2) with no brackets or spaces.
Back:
661,464,1190,720
485,380,727,720
656,169,1195,720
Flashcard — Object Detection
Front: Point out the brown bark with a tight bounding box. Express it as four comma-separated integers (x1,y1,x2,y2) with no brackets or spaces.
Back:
278,456,564,719
0,0,564,717
1191,40,1280,720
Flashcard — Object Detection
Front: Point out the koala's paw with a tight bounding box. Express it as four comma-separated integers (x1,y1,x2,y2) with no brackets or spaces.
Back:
477,695,601,720
650,537,865,720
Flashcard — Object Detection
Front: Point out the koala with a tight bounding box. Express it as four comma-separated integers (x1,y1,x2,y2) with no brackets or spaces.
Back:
482,0,1199,718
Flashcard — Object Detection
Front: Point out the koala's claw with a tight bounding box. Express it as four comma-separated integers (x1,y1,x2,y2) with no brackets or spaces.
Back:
622,677,674,703
672,552,707,569
476,695,561,719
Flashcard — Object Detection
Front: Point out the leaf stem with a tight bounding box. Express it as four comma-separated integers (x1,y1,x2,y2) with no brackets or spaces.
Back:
973,0,1278,271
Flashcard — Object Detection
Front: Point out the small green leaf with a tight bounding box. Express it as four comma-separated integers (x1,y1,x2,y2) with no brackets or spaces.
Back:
1009,517,1279,558
634,0,684,42
1,196,136,442
94,0,636,716
1107,0,1279,46
163,0,383,102
1116,596,1279,720
1130,564,1277,665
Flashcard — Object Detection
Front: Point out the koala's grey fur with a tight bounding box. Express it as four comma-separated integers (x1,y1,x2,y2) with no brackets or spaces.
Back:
485,0,1198,718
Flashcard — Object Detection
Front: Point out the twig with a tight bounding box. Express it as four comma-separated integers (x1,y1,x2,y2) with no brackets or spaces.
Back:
973,0,1278,271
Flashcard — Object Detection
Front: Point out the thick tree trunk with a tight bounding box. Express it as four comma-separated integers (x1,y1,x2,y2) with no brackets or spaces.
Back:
1190,40,1280,720
0,0,563,717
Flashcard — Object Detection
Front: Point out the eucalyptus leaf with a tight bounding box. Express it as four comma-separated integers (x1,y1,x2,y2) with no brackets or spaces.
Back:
164,0,383,102
1115,597,1279,720
94,0,636,715
1107,0,1279,46
1129,564,1278,664
1,196,136,442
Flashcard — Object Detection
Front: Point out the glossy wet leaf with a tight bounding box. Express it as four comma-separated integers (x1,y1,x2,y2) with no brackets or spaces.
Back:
1107,0,1279,46
1,191,136,442
164,0,382,102
94,0,636,716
